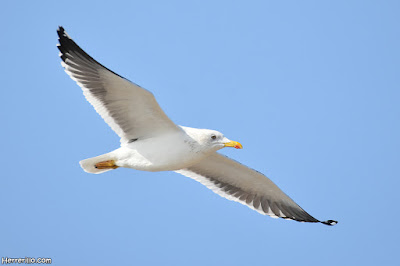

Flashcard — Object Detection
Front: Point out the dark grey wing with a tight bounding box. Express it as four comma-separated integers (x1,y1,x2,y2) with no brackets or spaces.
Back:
176,153,337,226
57,27,180,144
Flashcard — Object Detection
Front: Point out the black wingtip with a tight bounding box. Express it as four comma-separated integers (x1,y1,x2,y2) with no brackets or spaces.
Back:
321,220,338,226
57,26,69,40
57,26,66,39
56,26,84,63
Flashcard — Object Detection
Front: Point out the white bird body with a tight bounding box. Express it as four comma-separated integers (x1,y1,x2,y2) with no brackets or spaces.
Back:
57,27,337,226
81,126,227,173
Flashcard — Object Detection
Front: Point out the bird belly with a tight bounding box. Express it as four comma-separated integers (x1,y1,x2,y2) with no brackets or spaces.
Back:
113,138,204,172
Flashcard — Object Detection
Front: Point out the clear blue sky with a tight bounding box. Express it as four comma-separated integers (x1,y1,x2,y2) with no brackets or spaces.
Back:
1,1,399,265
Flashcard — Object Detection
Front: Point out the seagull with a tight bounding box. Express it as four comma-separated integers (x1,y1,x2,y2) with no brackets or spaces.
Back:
57,26,337,226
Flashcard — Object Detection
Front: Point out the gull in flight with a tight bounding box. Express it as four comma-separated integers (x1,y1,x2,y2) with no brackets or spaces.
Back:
57,26,337,226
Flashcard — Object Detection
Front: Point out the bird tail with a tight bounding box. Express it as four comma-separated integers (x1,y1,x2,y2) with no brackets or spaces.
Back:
79,153,118,174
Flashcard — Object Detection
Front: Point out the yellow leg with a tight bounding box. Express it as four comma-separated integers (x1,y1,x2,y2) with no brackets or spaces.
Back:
95,160,119,169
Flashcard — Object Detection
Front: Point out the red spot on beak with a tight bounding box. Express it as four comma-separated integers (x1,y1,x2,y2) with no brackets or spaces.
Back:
233,142,243,149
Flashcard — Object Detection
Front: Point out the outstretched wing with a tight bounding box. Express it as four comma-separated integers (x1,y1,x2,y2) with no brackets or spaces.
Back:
177,153,337,226
57,27,180,144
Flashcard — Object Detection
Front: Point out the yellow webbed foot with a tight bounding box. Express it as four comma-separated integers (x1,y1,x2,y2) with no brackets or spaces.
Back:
94,160,119,169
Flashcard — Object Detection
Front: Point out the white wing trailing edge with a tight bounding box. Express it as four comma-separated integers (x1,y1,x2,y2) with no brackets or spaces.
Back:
57,27,180,144
177,153,337,225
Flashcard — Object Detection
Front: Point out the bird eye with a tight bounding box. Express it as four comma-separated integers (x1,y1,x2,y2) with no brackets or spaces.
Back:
211,135,217,140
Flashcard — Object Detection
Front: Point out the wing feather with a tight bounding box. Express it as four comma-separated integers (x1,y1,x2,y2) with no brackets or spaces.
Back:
176,153,337,225
57,27,180,144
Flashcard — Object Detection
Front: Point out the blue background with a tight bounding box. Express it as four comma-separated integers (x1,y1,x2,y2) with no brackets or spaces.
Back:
1,1,399,265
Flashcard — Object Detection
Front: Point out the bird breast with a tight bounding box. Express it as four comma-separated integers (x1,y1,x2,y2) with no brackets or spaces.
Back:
116,132,206,171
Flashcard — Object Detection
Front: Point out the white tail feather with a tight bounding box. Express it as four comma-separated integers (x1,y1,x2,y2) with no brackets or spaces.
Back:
79,153,116,174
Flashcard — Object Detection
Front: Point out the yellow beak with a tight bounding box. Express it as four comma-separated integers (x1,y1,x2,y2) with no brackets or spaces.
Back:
224,141,243,149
